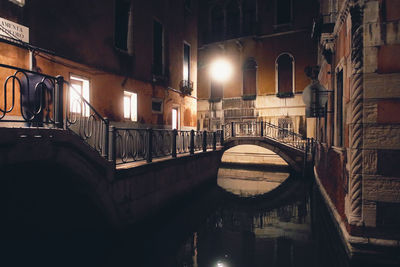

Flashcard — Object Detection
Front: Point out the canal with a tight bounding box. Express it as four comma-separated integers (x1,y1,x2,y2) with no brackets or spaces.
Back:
107,153,350,267
0,147,351,267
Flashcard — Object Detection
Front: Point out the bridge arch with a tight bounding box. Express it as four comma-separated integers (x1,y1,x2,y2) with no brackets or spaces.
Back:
222,138,304,172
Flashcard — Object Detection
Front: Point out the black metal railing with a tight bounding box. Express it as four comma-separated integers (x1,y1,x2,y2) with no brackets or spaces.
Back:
224,121,313,154
110,128,223,165
0,63,62,127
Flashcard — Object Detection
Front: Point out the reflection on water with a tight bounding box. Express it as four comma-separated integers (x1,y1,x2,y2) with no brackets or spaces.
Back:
174,168,315,267
217,164,290,197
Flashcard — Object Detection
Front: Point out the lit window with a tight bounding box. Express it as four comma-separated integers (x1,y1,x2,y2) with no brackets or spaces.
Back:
9,0,25,7
183,43,190,82
124,91,137,121
69,75,90,116
172,108,178,129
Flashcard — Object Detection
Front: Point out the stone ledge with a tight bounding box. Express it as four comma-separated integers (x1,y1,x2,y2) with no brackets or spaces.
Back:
314,167,400,260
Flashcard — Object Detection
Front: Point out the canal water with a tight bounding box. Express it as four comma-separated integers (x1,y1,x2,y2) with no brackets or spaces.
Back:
0,159,351,267
108,163,349,267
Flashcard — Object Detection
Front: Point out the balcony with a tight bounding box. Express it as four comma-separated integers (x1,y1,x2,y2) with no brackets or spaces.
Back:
179,80,193,96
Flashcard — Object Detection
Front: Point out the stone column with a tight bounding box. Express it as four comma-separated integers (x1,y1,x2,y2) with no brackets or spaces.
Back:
348,2,364,225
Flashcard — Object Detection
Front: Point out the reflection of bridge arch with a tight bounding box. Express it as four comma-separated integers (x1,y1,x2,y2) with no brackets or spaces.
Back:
222,137,305,172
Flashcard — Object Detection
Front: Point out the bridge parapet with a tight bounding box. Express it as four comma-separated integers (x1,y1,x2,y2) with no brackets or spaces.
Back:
223,121,314,154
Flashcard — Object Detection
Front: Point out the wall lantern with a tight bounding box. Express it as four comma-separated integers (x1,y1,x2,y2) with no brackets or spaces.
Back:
302,66,330,117
302,81,329,117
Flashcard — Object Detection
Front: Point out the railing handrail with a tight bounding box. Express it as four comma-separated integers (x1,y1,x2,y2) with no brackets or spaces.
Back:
64,80,107,124
0,63,58,81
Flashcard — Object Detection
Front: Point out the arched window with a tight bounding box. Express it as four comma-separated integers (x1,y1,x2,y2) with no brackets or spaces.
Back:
276,53,294,97
211,5,224,41
226,0,240,38
243,0,256,35
243,58,257,97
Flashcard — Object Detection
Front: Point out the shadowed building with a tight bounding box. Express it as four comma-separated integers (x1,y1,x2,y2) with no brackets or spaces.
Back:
313,0,400,265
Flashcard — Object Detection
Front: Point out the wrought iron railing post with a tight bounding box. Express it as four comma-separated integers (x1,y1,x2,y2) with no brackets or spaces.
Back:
102,118,109,159
146,128,153,163
202,130,207,152
172,129,177,158
220,129,224,146
213,131,217,150
108,125,116,166
260,120,264,137
231,121,235,137
190,129,195,155
55,75,64,128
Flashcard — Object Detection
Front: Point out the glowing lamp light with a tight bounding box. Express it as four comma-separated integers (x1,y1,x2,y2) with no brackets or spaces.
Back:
210,59,232,82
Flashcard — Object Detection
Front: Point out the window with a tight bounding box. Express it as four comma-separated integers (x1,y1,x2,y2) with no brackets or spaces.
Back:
124,91,137,121
211,5,224,41
152,98,163,113
278,117,293,138
210,79,223,100
226,0,240,38
183,43,190,82
276,0,292,25
243,58,257,97
114,0,131,51
276,53,294,97
153,20,164,76
336,70,343,146
9,0,25,7
70,75,90,116
243,0,256,35
172,108,179,129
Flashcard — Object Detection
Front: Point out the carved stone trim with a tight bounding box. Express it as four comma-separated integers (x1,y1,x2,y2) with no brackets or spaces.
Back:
348,4,364,226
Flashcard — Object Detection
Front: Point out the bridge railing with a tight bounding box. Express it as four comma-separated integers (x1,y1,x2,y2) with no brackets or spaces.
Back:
0,63,110,158
224,121,313,154
110,128,222,165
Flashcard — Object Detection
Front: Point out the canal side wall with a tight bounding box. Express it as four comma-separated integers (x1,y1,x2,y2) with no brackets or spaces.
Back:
0,127,223,228
113,150,223,225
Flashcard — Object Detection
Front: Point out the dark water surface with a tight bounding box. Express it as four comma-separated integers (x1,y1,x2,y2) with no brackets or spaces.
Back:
117,166,320,267
1,164,350,267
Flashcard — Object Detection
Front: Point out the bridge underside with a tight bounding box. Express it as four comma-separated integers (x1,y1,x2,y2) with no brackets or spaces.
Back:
223,137,306,173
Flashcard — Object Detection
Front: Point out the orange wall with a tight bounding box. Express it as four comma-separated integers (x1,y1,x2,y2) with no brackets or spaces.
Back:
197,31,317,99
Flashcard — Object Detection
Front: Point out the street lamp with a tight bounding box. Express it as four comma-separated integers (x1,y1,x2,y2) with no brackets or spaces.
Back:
210,58,232,82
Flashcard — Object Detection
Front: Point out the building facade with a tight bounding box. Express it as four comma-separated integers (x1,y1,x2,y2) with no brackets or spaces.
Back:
313,0,400,264
197,0,318,137
0,0,198,130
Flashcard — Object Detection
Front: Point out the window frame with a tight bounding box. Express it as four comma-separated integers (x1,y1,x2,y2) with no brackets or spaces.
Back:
123,91,138,122
274,0,293,27
114,0,132,53
69,74,90,117
275,52,295,98
152,18,165,76
183,41,191,82
242,57,258,98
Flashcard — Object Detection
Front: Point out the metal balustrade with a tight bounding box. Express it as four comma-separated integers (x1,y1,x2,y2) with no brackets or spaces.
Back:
223,121,314,154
